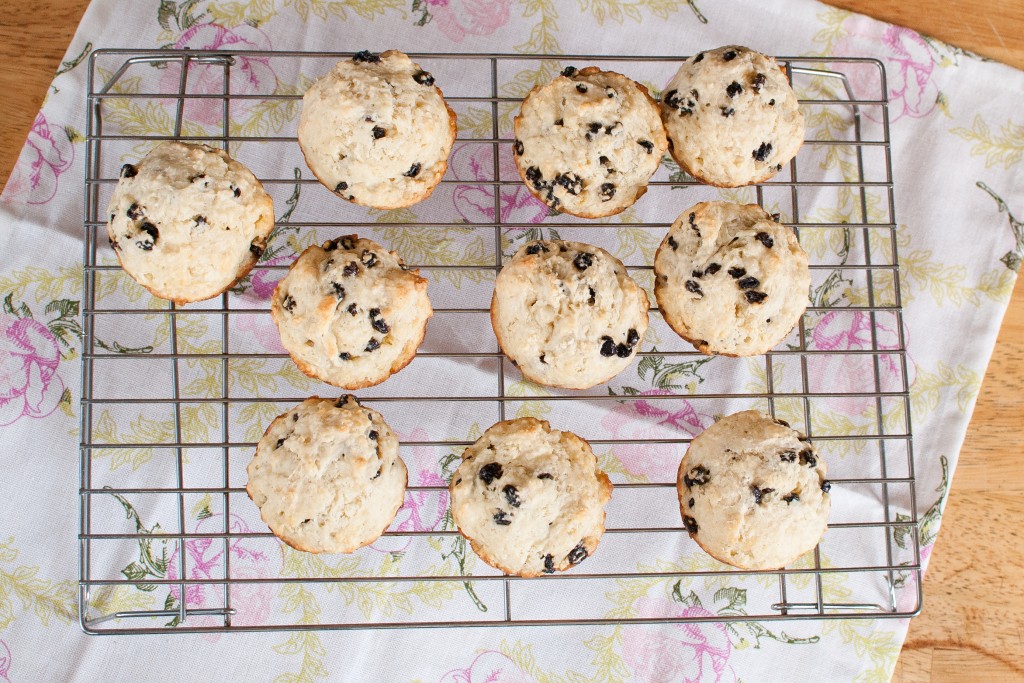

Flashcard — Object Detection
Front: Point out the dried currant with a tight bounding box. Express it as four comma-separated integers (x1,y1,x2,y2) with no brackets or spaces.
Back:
555,172,583,195
525,166,544,189
751,485,775,504
755,231,774,248
573,252,593,271
683,465,710,488
352,50,380,63
567,542,588,565
745,291,768,304
738,276,760,290
752,142,773,162
479,462,503,485
503,485,521,508
413,70,434,86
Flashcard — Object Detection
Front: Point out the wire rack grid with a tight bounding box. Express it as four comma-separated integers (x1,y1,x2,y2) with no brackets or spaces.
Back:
80,49,920,634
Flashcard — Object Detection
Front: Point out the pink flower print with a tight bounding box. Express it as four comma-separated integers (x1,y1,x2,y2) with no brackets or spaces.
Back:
881,26,940,120
372,428,448,553
1,113,75,206
234,311,287,354
0,640,10,683
161,23,276,127
831,17,939,122
428,0,512,42
621,598,734,683
807,311,905,416
248,254,291,301
166,513,280,637
449,143,549,226
0,313,64,426
439,650,533,683
601,391,713,480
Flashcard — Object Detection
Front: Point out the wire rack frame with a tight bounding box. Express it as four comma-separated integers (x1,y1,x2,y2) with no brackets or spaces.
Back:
80,49,920,634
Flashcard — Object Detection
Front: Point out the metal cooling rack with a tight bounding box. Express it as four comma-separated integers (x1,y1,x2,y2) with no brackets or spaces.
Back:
80,50,920,634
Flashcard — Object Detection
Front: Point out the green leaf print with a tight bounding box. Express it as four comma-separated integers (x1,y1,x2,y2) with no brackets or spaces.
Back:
919,455,949,548
951,115,1024,169
977,181,1024,272
0,538,77,630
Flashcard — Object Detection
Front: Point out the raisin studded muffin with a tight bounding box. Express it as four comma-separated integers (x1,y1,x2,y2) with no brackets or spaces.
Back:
246,395,407,554
271,235,432,389
298,50,457,209
513,66,668,218
677,410,831,570
449,417,613,577
654,201,809,356
491,240,649,389
106,141,275,304
660,45,805,187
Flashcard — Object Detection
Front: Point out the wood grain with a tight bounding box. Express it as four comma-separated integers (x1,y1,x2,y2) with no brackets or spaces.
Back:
0,0,92,190
1,3,1023,682
825,0,1024,68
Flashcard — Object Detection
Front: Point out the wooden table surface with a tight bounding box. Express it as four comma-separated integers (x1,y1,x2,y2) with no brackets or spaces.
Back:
2,2,1022,680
